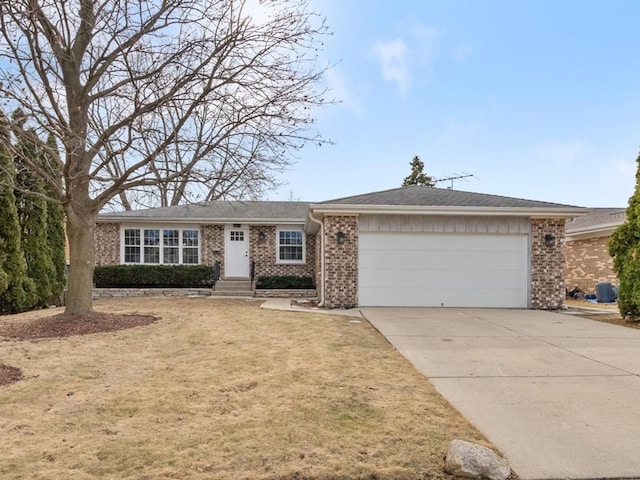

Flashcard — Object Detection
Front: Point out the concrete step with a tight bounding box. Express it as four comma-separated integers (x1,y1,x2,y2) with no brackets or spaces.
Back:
210,290,255,297
214,280,253,295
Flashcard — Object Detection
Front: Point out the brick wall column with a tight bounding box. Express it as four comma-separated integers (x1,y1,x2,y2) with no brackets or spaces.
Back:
531,219,566,309
94,223,120,265
323,215,358,308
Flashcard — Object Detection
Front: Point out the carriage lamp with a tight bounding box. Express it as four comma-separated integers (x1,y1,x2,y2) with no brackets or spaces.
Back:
544,234,556,248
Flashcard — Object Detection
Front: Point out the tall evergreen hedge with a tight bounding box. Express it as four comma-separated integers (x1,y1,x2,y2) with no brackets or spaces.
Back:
44,134,66,302
15,130,56,307
0,113,36,313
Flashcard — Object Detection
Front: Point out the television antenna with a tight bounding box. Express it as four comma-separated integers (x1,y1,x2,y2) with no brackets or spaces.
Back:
433,173,477,190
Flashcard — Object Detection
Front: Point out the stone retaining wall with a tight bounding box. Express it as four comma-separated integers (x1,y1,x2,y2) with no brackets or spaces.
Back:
254,289,317,299
94,288,317,299
93,288,213,299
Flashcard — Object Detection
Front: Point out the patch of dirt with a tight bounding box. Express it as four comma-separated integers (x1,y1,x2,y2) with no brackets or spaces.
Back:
0,311,158,387
0,364,23,387
0,311,158,340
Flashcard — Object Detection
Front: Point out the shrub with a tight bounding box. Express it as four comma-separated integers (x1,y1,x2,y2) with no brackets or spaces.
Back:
256,275,315,289
609,151,640,319
94,265,216,288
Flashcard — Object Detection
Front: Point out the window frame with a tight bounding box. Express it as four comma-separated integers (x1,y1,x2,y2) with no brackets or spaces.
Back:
121,225,200,265
276,227,305,265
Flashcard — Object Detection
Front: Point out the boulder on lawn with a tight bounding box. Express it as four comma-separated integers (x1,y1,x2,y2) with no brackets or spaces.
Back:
444,439,511,480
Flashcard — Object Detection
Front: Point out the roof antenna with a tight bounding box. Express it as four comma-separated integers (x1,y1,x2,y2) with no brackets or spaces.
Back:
433,173,477,190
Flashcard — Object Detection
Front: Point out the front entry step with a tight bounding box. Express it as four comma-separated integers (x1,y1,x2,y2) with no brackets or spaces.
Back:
211,279,254,297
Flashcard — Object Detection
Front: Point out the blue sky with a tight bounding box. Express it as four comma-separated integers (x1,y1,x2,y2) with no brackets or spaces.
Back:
268,0,640,207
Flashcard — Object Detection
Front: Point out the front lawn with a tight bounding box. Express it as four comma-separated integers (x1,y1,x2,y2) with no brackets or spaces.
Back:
0,298,489,479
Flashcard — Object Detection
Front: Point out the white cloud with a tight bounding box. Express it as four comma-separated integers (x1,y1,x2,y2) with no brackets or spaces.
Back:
603,156,637,205
370,38,410,96
241,0,272,25
536,141,585,167
453,41,474,62
369,22,441,96
409,23,440,64
612,156,636,177
324,68,362,116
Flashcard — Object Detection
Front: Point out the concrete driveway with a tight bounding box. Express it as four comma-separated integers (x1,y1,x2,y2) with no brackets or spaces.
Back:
361,307,640,480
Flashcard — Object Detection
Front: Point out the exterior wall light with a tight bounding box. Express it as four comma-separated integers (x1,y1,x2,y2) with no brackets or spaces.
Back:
544,234,556,248
258,230,266,242
336,231,347,244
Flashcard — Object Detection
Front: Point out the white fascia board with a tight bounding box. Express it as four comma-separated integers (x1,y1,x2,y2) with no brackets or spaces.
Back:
566,225,620,241
309,204,587,219
97,216,305,225
566,222,623,236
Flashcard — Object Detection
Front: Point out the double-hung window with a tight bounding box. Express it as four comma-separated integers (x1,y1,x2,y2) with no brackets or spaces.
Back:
277,228,304,264
123,227,199,264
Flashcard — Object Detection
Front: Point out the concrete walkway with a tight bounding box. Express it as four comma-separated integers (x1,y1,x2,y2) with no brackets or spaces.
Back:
260,297,363,317
361,307,640,480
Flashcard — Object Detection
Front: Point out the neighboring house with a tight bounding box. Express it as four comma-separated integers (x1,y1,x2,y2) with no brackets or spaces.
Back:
95,185,585,309
565,208,626,293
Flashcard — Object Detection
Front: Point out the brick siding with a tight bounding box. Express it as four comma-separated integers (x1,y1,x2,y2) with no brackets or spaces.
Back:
95,223,120,265
565,236,617,293
201,225,225,269
530,219,566,309
323,215,358,308
314,233,322,295
249,226,315,278
94,223,316,281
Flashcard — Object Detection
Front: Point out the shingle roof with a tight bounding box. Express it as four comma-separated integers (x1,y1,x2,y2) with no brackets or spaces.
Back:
99,201,310,221
98,186,586,223
565,207,626,234
320,185,581,209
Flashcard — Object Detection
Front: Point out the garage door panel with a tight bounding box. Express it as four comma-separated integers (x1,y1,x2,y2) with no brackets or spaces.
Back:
361,286,526,308
361,233,523,251
358,232,528,308
359,267,526,289
360,249,527,270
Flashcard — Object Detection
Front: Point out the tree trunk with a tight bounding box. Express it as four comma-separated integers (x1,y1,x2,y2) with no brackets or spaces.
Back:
64,208,97,315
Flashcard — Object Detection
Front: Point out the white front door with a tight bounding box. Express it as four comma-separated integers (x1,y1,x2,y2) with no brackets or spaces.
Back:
225,228,250,278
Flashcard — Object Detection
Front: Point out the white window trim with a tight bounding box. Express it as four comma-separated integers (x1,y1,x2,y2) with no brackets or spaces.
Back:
120,224,201,265
276,226,306,265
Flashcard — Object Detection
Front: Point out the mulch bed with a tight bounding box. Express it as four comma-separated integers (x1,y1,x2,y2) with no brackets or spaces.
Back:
0,311,158,387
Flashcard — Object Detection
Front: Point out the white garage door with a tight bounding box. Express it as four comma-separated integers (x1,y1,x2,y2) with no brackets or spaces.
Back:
359,232,529,308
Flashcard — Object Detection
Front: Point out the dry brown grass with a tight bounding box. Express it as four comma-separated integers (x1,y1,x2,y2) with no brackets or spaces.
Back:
0,297,488,480
564,299,640,329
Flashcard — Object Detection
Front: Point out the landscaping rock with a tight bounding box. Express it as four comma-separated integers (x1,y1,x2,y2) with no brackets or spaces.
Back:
444,439,511,480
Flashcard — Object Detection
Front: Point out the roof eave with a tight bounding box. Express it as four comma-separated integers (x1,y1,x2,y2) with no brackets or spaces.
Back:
566,223,622,239
96,216,306,225
309,204,587,218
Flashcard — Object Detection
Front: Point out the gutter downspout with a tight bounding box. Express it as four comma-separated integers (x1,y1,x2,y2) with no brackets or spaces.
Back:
308,209,325,307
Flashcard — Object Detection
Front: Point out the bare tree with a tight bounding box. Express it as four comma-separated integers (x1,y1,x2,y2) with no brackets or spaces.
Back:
0,0,330,314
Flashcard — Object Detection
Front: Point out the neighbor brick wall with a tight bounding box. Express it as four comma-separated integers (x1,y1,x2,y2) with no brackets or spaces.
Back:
323,215,358,308
530,219,565,309
565,236,617,293
249,226,315,278
95,223,120,265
